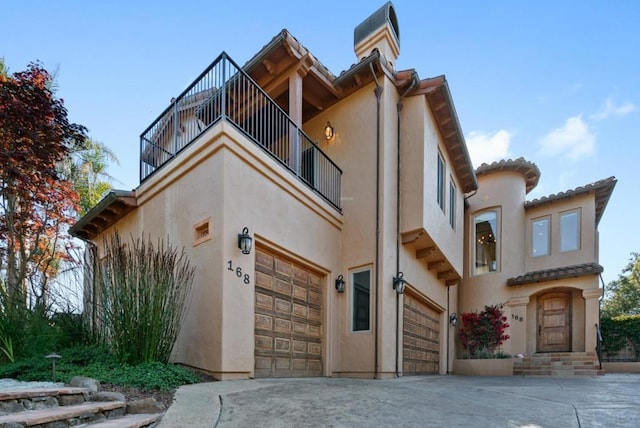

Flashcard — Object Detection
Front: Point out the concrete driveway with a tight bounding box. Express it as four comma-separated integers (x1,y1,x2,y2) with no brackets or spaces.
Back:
159,374,640,427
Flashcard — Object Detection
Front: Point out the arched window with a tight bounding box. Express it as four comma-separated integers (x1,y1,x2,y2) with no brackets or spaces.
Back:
474,210,499,275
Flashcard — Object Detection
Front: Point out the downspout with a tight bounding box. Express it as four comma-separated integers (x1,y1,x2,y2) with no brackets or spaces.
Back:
395,72,419,377
598,273,606,370
370,62,382,379
464,189,477,202
447,285,450,374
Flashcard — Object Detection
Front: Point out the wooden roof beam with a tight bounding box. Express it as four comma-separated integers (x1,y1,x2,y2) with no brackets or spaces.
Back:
416,246,436,259
428,260,446,271
438,269,455,279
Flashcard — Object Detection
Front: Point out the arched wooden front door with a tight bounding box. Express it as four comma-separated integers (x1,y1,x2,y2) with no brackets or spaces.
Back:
537,292,571,352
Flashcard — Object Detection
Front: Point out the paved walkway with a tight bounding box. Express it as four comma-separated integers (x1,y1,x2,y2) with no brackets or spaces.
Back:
159,374,640,427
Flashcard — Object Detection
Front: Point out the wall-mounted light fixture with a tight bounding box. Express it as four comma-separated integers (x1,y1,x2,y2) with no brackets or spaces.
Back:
393,272,406,295
237,227,252,255
324,121,334,140
449,313,458,327
335,275,345,293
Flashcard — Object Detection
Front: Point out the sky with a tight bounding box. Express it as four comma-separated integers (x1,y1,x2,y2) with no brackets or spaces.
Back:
3,0,639,285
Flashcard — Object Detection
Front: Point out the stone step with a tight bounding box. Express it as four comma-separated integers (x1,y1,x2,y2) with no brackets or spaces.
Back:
77,412,163,428
0,383,164,427
513,352,604,377
517,355,598,361
0,400,126,426
0,387,90,402
514,361,599,367
514,369,605,377
533,352,595,357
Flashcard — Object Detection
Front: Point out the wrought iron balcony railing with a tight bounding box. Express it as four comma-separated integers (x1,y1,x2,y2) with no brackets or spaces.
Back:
140,52,342,210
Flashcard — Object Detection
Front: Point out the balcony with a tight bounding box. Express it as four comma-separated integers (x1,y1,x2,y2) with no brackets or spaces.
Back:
140,52,342,210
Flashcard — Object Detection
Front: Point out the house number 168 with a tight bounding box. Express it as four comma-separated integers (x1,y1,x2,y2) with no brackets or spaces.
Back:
227,260,250,284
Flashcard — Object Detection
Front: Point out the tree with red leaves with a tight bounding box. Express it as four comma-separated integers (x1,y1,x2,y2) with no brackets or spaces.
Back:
458,303,510,358
0,62,87,312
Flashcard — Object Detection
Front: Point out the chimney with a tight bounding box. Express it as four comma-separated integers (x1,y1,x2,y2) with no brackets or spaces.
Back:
354,2,400,68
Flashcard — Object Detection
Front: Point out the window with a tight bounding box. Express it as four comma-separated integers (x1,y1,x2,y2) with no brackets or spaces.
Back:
449,181,456,229
437,152,445,212
560,210,580,252
474,210,498,274
352,269,371,332
532,216,550,257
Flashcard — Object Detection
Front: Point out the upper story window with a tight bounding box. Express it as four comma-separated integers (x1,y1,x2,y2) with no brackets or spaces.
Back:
532,216,550,257
560,209,580,252
352,268,371,332
474,210,499,275
449,180,456,229
437,152,445,212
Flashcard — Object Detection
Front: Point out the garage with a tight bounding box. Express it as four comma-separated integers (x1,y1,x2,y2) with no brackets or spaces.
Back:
403,290,440,375
254,247,323,378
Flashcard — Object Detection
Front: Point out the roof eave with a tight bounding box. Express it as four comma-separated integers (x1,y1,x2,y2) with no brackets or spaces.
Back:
524,177,617,225
70,190,137,241
507,263,604,286
418,77,477,193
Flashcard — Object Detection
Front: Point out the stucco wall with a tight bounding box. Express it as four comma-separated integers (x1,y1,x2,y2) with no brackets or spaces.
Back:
525,194,598,272
93,122,344,378
460,169,602,356
303,75,459,376
461,170,527,312
400,96,465,275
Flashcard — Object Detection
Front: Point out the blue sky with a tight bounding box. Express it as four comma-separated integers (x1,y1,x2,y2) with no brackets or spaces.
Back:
3,1,638,284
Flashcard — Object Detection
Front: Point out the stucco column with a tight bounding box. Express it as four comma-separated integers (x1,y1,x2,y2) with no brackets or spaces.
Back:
582,288,603,353
506,296,529,355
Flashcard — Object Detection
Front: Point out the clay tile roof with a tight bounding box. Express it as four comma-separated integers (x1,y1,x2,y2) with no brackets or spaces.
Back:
507,263,603,286
525,176,617,225
475,157,541,194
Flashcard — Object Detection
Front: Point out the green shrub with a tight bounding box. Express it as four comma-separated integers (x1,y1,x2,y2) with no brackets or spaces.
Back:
601,314,640,358
463,348,511,359
95,234,195,365
0,345,200,391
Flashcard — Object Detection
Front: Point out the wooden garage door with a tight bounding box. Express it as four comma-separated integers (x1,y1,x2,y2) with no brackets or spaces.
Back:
254,248,323,378
403,291,440,375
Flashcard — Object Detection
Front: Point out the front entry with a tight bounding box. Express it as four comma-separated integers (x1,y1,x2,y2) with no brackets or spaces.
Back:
537,292,571,352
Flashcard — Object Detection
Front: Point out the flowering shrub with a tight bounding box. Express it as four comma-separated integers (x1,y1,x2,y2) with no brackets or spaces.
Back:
458,304,510,358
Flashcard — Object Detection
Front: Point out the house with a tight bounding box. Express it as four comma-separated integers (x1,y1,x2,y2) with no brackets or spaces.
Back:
462,159,615,359
70,2,615,379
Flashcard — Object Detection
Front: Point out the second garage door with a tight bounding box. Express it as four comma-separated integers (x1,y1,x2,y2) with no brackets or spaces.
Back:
254,248,323,378
403,291,440,375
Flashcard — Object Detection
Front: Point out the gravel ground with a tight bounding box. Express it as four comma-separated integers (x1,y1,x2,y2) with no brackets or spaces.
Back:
0,379,64,390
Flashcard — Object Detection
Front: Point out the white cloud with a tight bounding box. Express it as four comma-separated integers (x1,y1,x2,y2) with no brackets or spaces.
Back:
538,116,595,161
465,130,512,167
590,98,636,121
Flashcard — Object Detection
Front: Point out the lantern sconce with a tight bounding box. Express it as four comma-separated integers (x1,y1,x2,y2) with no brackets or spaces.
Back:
237,227,252,255
393,272,406,295
324,121,334,141
335,275,345,293
449,313,458,327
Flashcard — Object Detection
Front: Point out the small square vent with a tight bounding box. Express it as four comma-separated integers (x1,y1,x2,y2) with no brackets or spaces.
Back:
193,217,212,246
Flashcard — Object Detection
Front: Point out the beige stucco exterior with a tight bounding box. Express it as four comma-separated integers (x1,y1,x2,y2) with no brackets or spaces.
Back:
73,2,615,380
460,162,612,359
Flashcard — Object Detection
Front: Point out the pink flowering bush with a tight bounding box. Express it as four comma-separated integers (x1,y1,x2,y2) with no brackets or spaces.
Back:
458,304,510,359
